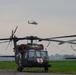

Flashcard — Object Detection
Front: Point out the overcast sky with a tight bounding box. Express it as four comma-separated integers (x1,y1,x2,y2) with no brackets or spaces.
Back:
0,0,76,55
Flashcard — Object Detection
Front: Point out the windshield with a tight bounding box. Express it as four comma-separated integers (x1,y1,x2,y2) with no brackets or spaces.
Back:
36,51,41,57
29,51,35,58
41,51,47,58
28,50,48,58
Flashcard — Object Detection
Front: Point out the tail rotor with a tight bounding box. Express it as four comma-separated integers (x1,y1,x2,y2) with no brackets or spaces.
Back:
6,26,18,49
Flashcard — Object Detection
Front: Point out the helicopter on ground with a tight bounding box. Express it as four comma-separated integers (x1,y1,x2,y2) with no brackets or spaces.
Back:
0,26,76,72
28,20,38,25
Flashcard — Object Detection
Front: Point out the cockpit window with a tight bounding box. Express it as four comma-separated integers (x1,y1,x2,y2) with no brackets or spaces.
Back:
36,51,41,57
29,51,35,58
41,51,47,58
28,50,48,58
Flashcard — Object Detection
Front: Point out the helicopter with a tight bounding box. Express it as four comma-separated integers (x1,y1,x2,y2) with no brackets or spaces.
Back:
28,20,38,25
0,26,76,72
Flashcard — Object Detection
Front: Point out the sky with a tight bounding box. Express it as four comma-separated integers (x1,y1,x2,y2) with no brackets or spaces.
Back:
0,0,76,55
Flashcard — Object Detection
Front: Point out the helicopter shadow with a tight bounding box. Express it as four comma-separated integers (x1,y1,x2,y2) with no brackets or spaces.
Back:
23,70,48,73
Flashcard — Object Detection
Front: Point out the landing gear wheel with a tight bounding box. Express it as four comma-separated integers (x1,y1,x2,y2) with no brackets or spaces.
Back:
44,66,48,72
17,66,23,72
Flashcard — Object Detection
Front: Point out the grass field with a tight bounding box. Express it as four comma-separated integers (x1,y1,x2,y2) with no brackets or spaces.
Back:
0,61,76,74
49,61,76,74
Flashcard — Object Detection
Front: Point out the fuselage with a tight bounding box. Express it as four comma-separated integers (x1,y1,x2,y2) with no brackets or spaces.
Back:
14,43,50,72
15,44,49,66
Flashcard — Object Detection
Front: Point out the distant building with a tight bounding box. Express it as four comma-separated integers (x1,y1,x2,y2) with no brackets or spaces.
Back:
64,54,76,61
49,54,64,61
49,54,76,61
0,57,15,61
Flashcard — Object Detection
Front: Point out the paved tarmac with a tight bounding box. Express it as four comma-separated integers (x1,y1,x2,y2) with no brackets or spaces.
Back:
0,70,75,75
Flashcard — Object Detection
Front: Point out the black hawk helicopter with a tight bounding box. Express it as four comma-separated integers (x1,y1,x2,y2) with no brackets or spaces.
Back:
28,20,38,25
0,26,76,72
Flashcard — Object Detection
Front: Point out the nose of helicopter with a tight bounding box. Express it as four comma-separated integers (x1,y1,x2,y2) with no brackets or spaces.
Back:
37,58,43,63
28,57,44,63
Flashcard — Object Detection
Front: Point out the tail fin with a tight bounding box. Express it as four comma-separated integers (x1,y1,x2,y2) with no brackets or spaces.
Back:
58,42,64,45
28,20,30,24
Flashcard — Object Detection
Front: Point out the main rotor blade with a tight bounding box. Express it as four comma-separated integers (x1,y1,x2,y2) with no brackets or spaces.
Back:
10,26,18,39
13,26,18,36
67,39,76,42
0,38,10,40
0,26,18,41
0,41,9,43
43,39,64,42
45,35,76,39
6,41,11,50
42,39,76,44
19,35,76,41
11,30,14,38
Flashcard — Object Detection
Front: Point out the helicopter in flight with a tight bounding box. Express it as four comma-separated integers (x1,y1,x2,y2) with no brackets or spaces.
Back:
28,20,38,25
0,26,76,72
